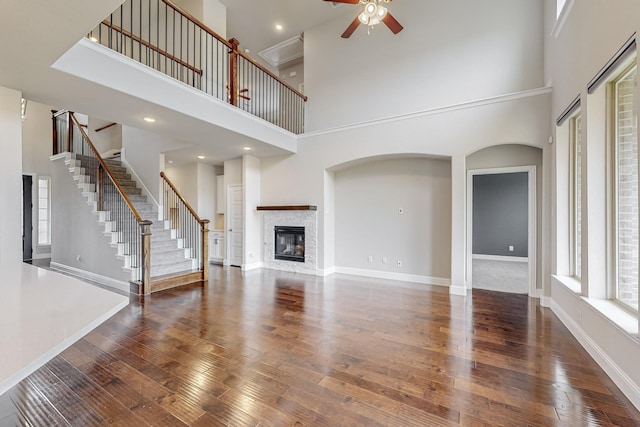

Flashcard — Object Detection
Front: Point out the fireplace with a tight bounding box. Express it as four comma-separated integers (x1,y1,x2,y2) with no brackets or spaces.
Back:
274,226,305,262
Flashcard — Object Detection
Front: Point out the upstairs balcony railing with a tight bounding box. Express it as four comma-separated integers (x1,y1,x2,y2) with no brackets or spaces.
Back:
88,0,307,134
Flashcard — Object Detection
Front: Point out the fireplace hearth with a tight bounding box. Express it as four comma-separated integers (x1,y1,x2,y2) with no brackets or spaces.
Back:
274,226,305,262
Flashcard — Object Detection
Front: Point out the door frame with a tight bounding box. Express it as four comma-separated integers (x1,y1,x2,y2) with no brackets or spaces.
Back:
466,165,537,297
225,184,243,267
22,174,34,261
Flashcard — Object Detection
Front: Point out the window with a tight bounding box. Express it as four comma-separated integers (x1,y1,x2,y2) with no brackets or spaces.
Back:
613,64,638,311
37,177,51,246
571,114,582,279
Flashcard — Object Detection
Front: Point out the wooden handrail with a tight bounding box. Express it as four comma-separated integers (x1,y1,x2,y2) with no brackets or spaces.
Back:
158,0,307,101
68,112,144,223
100,20,203,76
161,0,232,49
160,171,205,225
236,50,308,101
95,122,117,132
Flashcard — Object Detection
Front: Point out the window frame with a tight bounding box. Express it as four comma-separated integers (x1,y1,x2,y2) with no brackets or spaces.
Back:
37,176,51,247
569,113,582,280
610,62,639,312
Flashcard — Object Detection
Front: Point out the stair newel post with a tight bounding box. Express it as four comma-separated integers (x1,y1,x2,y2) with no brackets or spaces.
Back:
66,111,73,153
140,220,153,294
228,38,240,107
51,110,58,155
201,219,209,281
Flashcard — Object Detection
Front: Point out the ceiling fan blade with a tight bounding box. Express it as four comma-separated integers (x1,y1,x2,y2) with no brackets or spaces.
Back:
382,12,403,34
341,16,361,38
323,0,360,3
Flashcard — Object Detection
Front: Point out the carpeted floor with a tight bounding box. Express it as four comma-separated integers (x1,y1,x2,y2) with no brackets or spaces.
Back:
472,258,529,294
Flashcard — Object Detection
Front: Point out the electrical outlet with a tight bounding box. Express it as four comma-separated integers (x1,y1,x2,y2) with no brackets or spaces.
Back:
509,246,514,252
397,260,402,267
368,255,373,263
382,257,388,264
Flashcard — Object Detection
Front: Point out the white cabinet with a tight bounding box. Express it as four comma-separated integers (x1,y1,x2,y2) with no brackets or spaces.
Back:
216,175,225,214
209,231,225,263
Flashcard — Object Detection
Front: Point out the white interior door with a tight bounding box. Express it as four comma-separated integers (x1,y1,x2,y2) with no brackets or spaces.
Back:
227,184,243,267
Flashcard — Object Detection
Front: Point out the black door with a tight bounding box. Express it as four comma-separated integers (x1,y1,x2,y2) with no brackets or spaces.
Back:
22,175,33,260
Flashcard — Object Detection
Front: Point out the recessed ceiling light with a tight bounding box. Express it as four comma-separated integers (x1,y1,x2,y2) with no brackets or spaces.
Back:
168,160,174,164
275,24,283,31
143,117,156,123
89,36,98,42
243,146,252,151
198,155,205,159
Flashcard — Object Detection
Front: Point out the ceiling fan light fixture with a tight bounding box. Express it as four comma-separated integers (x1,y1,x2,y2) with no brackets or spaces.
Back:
364,2,376,17
376,5,387,19
358,12,369,24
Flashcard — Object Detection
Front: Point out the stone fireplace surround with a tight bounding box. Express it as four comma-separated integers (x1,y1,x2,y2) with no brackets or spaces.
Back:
259,206,318,275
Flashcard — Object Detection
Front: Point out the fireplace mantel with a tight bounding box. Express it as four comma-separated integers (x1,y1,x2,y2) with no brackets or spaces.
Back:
257,205,317,211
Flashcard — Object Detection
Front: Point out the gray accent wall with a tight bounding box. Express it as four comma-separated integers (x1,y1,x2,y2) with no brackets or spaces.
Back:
472,172,528,257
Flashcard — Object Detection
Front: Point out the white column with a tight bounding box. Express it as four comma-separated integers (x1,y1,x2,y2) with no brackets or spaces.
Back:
450,154,467,295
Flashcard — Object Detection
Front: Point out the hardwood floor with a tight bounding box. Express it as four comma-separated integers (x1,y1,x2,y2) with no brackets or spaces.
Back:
1,266,639,426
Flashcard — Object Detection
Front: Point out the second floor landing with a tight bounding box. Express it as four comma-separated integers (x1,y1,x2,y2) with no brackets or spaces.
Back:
0,0,298,160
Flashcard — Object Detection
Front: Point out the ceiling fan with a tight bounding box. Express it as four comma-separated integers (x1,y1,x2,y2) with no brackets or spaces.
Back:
326,0,403,38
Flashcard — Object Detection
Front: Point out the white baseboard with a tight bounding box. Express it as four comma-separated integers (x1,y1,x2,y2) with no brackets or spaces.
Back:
449,285,468,296
472,254,528,263
540,295,552,307
242,261,263,271
550,299,640,411
334,266,450,287
320,266,336,276
50,262,130,293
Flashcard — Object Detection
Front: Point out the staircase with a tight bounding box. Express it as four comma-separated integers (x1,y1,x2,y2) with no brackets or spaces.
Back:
65,153,197,285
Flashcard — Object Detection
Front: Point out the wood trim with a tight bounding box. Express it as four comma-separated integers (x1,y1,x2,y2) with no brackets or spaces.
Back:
95,122,117,133
69,113,144,223
100,20,203,76
257,205,317,211
160,172,205,224
150,271,204,293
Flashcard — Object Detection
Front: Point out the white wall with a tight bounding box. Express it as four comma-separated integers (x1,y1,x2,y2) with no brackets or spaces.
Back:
224,158,242,188
121,125,192,204
22,101,54,176
243,155,261,269
547,0,640,410
165,162,217,221
87,119,122,155
196,163,217,221
304,0,545,131
22,100,56,259
0,86,22,265
165,163,198,208
50,156,131,285
467,144,544,291
261,91,551,288
334,157,451,281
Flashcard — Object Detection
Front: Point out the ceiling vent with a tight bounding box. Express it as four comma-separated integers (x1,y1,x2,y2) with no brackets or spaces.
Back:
258,35,304,68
